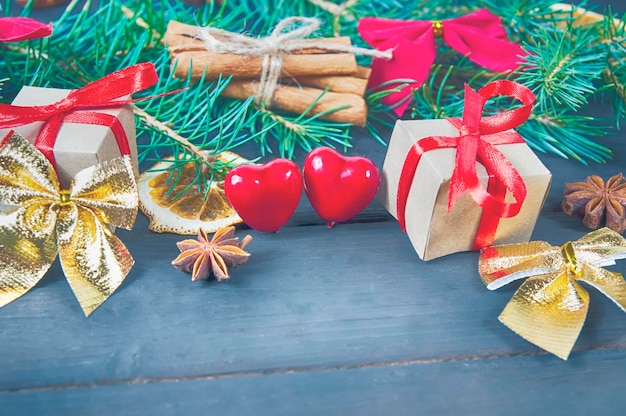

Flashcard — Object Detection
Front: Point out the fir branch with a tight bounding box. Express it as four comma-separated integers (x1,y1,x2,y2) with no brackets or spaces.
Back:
251,103,353,158
520,113,612,164
410,63,501,120
600,8,626,126
365,80,412,144
411,64,464,120
5,0,623,168
133,53,261,167
132,104,218,166
482,0,576,42
306,0,359,36
516,23,605,115
120,4,161,41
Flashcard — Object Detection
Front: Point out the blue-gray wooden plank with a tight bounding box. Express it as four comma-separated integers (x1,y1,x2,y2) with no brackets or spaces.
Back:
1,210,626,391
1,348,625,416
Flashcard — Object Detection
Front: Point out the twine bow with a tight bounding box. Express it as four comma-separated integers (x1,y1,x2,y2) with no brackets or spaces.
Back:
358,9,526,116
0,132,138,316
0,63,159,172
479,228,626,360
396,80,534,250
197,17,391,107
0,17,52,42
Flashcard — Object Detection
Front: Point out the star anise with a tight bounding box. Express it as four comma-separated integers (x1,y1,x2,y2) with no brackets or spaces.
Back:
562,173,626,233
172,226,252,281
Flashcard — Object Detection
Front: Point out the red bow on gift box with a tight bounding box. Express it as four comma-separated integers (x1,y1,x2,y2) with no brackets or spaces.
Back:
0,63,158,170
396,80,535,250
0,17,52,42
358,9,526,116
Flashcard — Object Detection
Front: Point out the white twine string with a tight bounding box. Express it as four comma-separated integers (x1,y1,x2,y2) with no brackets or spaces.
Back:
308,0,359,35
308,0,359,17
197,16,391,107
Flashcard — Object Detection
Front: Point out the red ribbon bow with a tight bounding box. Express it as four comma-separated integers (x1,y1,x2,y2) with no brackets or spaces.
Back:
396,80,535,250
0,63,158,169
358,9,525,116
0,17,52,42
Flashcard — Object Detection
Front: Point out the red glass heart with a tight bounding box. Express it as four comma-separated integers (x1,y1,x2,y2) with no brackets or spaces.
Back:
303,147,380,227
225,159,302,232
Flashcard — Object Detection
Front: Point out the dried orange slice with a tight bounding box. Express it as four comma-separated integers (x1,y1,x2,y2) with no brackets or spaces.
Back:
138,151,246,235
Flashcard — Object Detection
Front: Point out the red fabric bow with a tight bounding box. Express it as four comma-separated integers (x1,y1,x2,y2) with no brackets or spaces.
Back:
0,17,52,42
0,63,159,170
396,80,535,250
358,9,525,116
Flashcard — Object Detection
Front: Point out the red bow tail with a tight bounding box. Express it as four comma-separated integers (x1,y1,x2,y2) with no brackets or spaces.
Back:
0,17,52,42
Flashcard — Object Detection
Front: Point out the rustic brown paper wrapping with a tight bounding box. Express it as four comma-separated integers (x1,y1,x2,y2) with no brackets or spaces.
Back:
0,86,138,189
378,119,552,261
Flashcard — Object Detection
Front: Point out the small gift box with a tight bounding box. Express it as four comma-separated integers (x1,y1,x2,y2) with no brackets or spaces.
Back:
0,86,137,189
378,81,552,260
0,63,159,190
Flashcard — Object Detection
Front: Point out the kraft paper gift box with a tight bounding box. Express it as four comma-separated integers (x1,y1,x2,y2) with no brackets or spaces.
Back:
0,85,138,190
378,118,552,261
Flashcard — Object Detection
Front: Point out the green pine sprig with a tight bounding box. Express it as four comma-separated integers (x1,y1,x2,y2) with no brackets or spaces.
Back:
515,23,606,115
3,0,626,174
520,113,611,163
600,7,626,127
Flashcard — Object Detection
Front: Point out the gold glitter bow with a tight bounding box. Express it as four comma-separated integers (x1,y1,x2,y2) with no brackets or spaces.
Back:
0,132,138,316
479,227,626,360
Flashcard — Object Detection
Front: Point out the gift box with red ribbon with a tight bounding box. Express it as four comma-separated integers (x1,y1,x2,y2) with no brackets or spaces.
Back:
1,86,137,189
0,63,159,189
378,80,552,260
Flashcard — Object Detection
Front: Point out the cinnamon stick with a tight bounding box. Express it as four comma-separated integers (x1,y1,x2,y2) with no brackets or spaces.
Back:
291,75,365,96
295,65,371,96
165,21,359,81
223,81,367,127
549,3,605,26
357,66,372,80
16,0,68,7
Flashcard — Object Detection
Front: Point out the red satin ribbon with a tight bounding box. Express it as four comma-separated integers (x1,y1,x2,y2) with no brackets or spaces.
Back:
358,9,525,116
0,17,52,42
0,63,158,169
396,80,535,250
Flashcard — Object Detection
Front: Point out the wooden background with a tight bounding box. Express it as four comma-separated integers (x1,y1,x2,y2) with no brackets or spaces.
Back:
1,1,625,414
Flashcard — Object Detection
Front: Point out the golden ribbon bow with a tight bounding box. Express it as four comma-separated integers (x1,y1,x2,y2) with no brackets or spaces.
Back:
479,228,626,359
0,132,138,316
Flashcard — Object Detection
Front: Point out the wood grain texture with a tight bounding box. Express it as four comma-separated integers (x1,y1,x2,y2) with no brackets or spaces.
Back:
1,348,625,416
1,212,626,391
2,1,626,414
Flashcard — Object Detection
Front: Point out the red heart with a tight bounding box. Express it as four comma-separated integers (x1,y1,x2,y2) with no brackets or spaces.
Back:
303,147,380,227
225,159,302,232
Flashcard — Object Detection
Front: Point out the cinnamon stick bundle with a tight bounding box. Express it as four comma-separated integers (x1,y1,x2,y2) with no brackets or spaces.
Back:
164,20,374,126
166,21,358,80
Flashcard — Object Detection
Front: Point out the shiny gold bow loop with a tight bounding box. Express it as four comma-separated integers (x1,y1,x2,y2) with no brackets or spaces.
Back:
479,227,626,360
0,132,138,316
